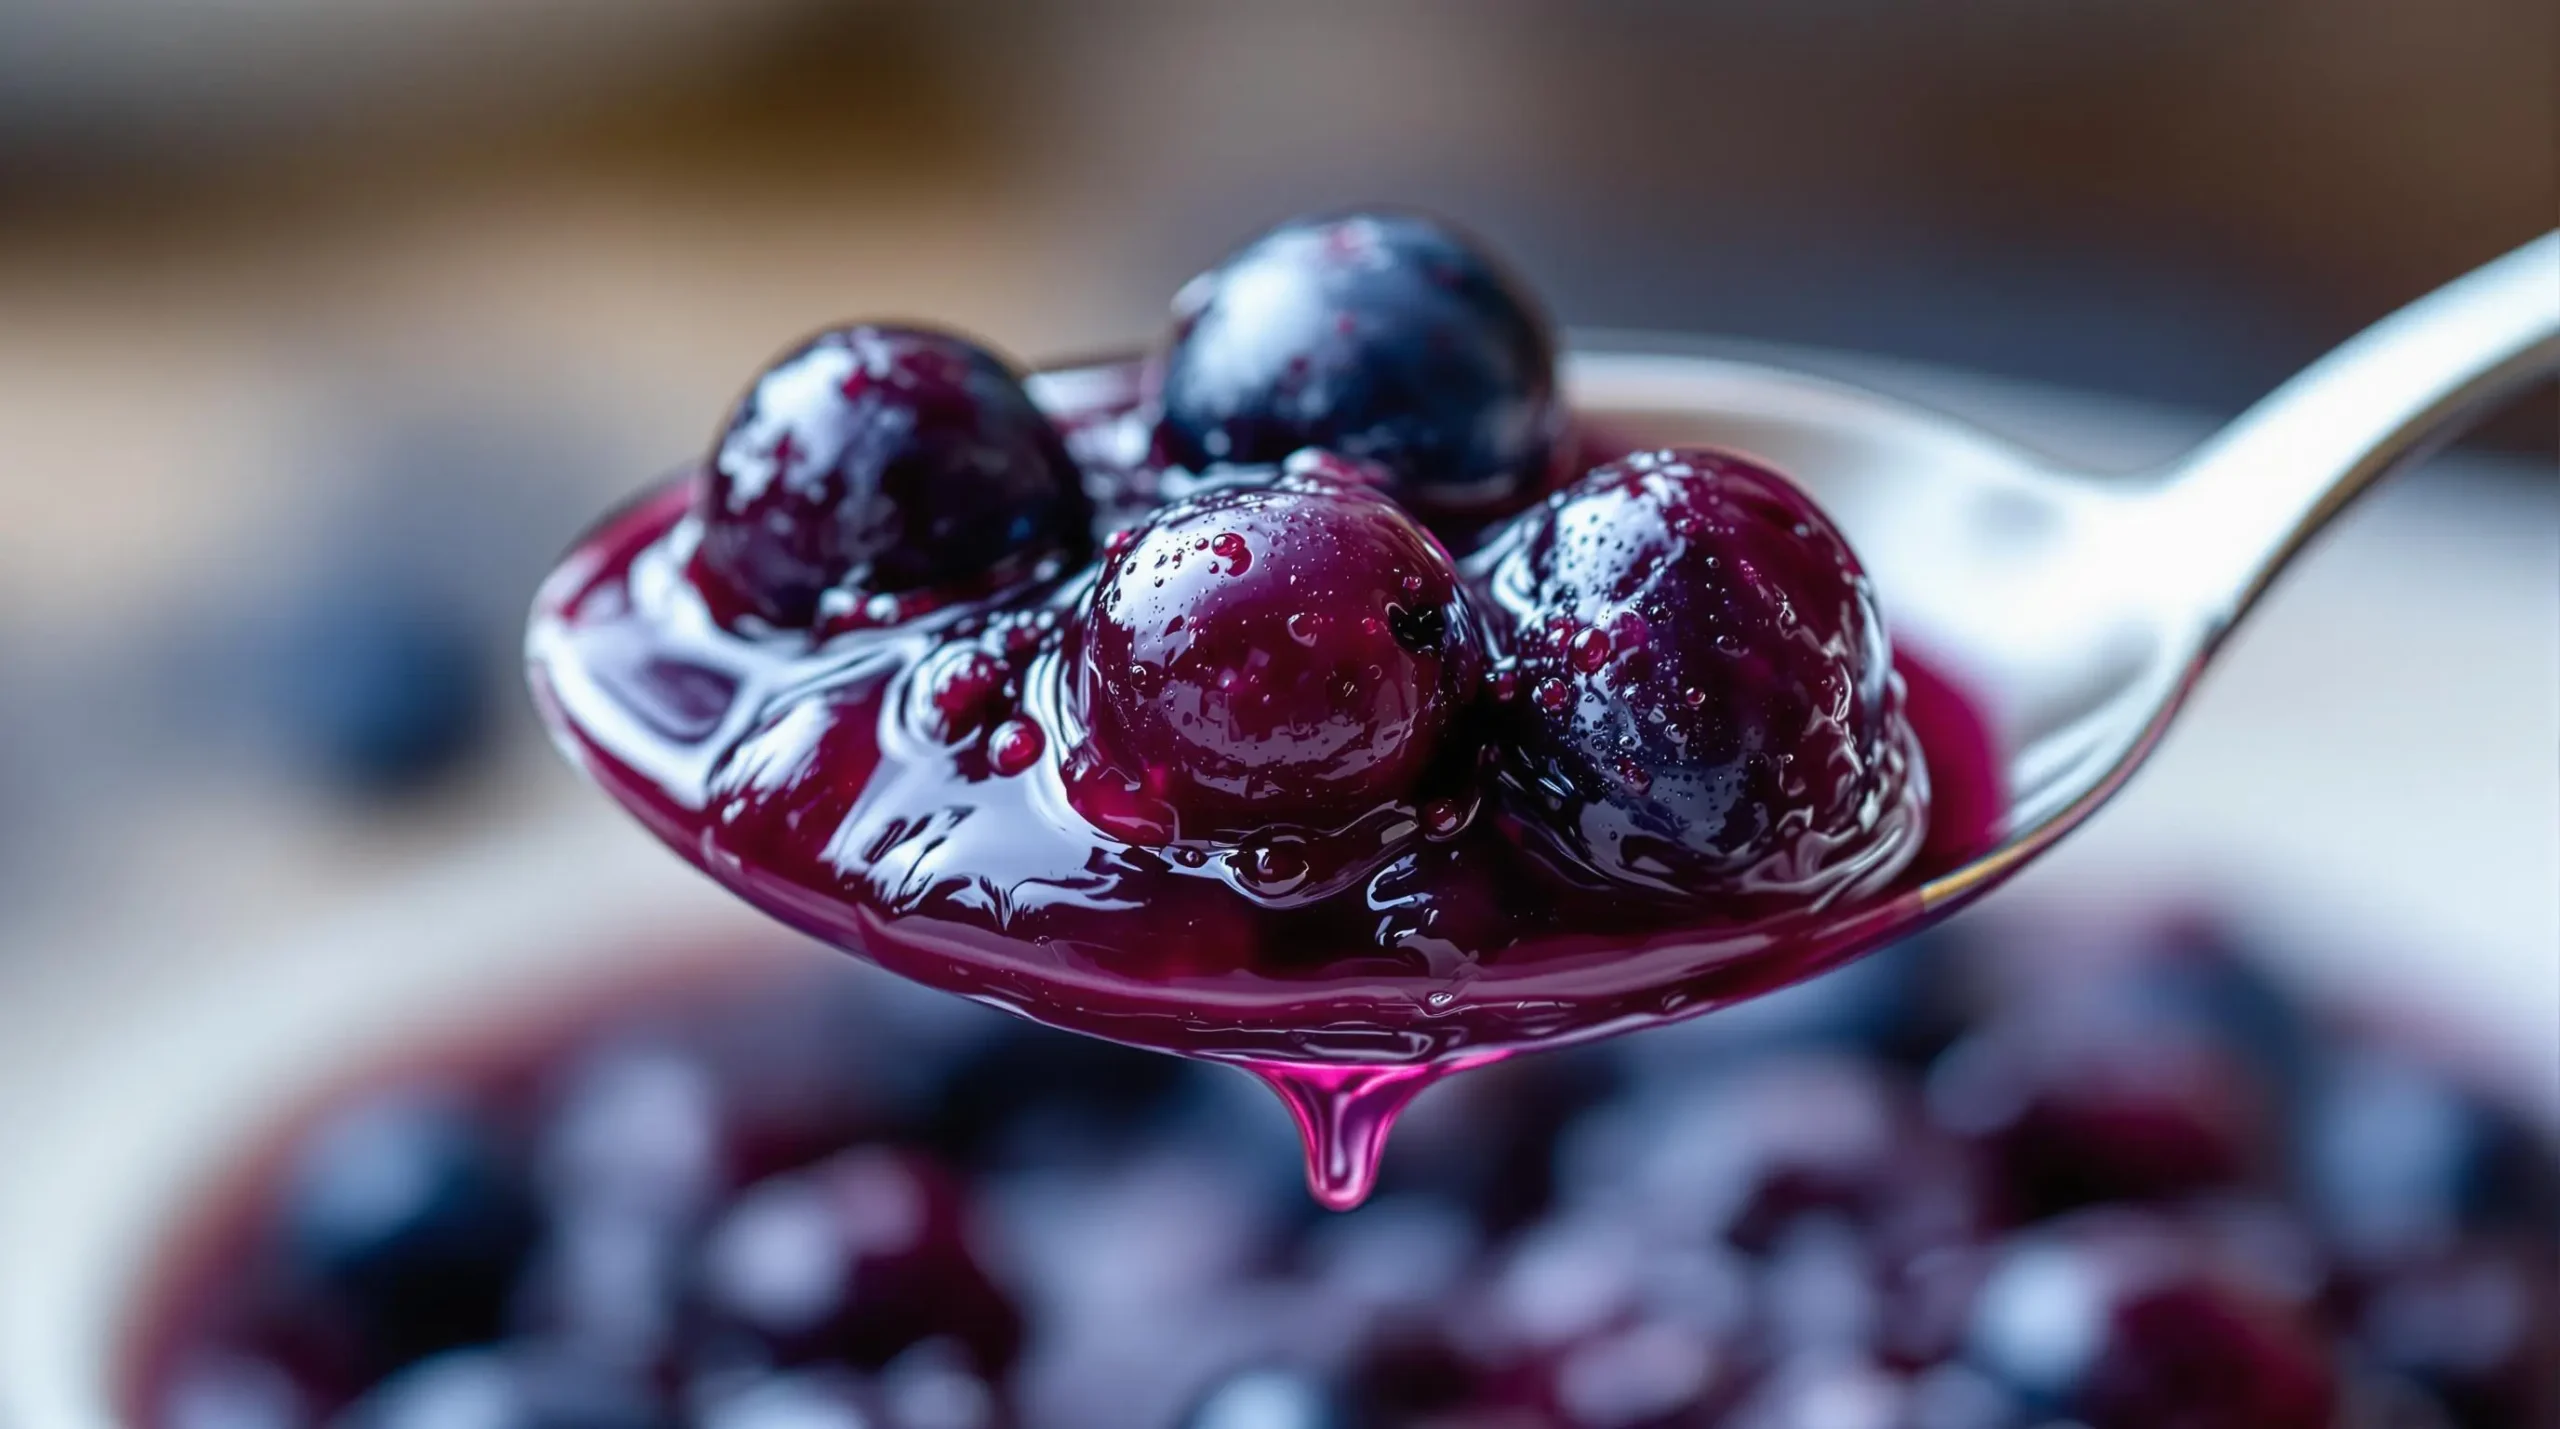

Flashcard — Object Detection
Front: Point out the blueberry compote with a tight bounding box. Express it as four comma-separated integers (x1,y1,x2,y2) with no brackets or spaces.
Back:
139,912,2560,1429
528,212,1981,1209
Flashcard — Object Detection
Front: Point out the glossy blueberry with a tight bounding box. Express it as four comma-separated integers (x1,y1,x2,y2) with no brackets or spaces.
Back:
2299,1046,2560,1263
1072,468,1485,841
1482,449,1925,904
1968,1212,2339,1429
1155,210,1558,516
690,1147,1020,1377
272,1088,540,1371
693,325,1087,629
327,1349,667,1429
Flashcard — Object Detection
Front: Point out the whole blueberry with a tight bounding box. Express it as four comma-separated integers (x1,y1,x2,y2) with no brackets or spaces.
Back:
327,1349,668,1429
694,325,1087,629
262,579,489,796
1073,467,1486,841
1481,449,1925,904
1155,211,1558,516
271,1087,540,1372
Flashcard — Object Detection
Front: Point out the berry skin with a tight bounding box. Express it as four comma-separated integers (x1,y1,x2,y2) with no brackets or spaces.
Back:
1481,448,1924,905
693,325,1087,629
1072,466,1485,841
1155,210,1559,516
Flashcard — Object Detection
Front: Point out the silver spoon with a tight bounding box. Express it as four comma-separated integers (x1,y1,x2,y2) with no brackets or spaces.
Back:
1538,232,2558,921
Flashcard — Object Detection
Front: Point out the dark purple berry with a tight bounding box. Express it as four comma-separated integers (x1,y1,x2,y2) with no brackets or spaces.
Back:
1072,467,1484,841
1155,211,1558,516
1481,449,1924,904
691,1147,1020,1377
694,325,1086,629
271,1087,540,1372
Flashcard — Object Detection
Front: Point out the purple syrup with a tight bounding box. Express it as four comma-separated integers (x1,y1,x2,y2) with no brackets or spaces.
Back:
529,370,2005,1209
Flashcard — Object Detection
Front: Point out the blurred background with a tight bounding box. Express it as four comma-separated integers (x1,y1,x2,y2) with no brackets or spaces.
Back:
0,0,2552,1104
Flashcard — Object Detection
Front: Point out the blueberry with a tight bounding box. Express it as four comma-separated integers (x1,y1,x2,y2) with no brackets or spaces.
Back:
271,1088,540,1372
1481,449,1925,905
1967,1212,2339,1429
691,1147,1020,1378
327,1349,668,1429
1155,210,1558,517
1071,467,1486,841
694,325,1087,629
262,578,489,796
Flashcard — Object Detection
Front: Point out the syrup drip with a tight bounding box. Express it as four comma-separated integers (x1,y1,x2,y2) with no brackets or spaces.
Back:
1247,1056,1494,1210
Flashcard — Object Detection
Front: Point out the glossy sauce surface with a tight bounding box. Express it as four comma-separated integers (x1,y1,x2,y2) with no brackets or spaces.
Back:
529,371,2002,1206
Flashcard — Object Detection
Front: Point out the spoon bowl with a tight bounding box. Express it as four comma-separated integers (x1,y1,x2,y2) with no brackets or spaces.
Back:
530,235,2556,1205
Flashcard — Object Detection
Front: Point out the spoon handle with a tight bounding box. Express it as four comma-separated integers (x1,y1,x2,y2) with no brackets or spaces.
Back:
2162,231,2559,621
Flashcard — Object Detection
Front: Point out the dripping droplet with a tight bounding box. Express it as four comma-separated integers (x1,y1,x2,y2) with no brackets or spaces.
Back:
1247,1061,1451,1212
